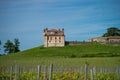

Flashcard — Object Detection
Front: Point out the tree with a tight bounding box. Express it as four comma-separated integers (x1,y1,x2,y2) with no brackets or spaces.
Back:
3,38,20,54
0,40,1,50
103,27,120,37
0,40,1,45
14,38,20,52
3,40,14,54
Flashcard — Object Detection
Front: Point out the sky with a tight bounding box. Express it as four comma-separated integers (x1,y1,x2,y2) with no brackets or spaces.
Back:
0,0,120,54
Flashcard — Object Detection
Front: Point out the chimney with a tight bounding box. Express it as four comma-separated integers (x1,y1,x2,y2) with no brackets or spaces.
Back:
62,28,64,31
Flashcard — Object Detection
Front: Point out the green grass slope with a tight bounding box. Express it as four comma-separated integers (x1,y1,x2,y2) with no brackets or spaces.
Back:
0,44,120,67
11,44,120,57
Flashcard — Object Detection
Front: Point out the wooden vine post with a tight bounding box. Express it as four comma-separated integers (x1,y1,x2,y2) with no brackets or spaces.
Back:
49,64,53,80
10,66,13,80
44,66,47,80
85,64,89,80
37,65,41,80
90,68,94,80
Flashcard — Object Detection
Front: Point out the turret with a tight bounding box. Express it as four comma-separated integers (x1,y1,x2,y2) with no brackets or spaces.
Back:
62,28,64,32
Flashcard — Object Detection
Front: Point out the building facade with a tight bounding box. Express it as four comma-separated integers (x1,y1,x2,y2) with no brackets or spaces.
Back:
44,28,65,47
89,36,120,44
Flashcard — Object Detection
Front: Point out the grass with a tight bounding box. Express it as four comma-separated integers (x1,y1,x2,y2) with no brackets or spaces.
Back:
0,56,120,67
0,44,120,67
8,43,120,57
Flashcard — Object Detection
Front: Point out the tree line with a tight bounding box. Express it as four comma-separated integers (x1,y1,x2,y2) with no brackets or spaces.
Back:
103,27,120,37
0,38,20,55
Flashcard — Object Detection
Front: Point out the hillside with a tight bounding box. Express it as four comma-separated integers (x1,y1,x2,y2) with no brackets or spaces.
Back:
10,44,120,57
0,44,120,67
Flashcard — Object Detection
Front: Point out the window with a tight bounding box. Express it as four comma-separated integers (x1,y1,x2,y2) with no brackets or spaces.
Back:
55,37,57,39
50,32,54,34
59,37,61,43
59,37,61,39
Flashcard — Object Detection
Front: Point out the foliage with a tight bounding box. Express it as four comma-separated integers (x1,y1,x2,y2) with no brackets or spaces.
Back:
0,71,119,80
103,27,120,36
0,40,1,50
21,72,36,80
0,40,1,45
3,38,20,54
3,40,14,54
14,38,20,52
96,72,118,80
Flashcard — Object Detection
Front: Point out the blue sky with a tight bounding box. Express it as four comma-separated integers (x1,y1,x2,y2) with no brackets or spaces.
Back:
0,0,120,54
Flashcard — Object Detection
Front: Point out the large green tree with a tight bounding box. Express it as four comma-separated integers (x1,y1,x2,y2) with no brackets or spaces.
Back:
4,40,14,54
103,27,120,37
3,38,20,54
14,38,20,52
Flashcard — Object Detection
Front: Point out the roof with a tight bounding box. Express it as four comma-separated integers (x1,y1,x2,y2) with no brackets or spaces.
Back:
47,29,59,32
108,36,120,39
90,37,107,39
44,28,64,36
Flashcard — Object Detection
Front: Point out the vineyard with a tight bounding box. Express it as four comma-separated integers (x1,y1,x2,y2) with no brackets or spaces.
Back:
0,44,120,67
0,44,120,79
0,64,120,80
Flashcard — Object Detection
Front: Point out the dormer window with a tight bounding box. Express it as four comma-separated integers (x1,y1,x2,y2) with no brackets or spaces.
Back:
50,32,54,34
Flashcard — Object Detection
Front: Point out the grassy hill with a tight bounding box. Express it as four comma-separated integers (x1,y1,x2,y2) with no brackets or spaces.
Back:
0,44,120,67
11,43,120,57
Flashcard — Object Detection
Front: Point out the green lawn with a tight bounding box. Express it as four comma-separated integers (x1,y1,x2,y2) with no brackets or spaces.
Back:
0,44,120,67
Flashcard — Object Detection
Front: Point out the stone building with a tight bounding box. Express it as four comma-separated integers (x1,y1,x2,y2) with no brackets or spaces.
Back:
89,36,120,44
44,28,65,47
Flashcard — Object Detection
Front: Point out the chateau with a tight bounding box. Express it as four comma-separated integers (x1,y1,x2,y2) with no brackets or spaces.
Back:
44,28,65,47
